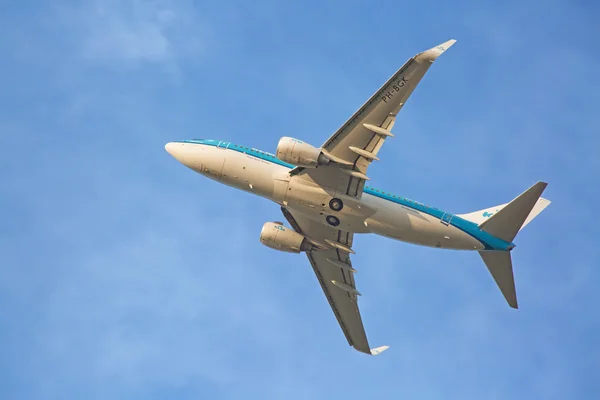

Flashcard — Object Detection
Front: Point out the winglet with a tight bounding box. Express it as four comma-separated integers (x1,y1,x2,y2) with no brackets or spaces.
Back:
415,39,457,63
370,345,390,356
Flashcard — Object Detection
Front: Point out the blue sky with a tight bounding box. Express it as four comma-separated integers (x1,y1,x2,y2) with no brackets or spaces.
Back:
1,0,599,398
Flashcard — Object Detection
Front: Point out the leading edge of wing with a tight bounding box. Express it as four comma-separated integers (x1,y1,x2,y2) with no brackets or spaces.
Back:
288,39,456,179
328,38,458,144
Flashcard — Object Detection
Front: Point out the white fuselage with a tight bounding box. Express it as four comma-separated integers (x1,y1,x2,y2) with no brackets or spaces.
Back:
166,141,491,251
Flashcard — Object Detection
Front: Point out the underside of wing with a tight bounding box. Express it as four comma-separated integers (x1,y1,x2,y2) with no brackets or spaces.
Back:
290,40,456,198
281,207,387,355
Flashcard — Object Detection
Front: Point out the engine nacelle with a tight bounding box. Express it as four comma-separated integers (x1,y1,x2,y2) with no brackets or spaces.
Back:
260,222,314,253
276,137,330,168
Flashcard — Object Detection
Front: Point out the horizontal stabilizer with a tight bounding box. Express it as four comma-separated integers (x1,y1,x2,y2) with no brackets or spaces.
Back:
370,345,390,356
479,181,548,243
479,251,518,308
521,197,551,229
458,197,551,229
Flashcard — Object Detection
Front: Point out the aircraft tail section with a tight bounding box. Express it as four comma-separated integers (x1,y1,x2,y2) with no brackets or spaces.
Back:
458,204,508,225
458,189,551,236
467,182,550,308
521,197,551,229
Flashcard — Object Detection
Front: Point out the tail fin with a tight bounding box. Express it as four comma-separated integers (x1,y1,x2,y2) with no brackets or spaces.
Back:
473,182,550,308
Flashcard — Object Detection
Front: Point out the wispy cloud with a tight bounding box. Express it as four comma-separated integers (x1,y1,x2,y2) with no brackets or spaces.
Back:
56,0,206,76
1,0,599,399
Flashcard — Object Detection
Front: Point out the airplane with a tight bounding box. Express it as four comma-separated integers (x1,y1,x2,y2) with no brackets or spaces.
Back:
165,39,551,356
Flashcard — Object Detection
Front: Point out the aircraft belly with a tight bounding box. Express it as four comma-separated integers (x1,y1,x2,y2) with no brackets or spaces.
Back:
281,177,375,233
214,150,481,249
220,152,249,188
220,151,289,200
282,206,371,233
363,195,483,250
187,145,225,179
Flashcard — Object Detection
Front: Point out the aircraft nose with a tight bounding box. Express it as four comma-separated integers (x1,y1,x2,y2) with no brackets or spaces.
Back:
165,142,186,163
165,142,177,156
165,141,203,171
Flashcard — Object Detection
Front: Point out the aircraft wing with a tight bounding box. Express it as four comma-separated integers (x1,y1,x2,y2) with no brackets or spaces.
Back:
290,39,456,198
281,207,389,356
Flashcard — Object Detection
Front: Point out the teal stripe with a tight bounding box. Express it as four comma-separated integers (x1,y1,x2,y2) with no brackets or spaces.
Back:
177,139,295,168
177,139,514,251
361,187,512,250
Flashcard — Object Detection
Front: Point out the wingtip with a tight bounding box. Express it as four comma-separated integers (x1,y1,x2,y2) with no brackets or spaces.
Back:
446,38,458,46
415,39,457,63
370,345,390,356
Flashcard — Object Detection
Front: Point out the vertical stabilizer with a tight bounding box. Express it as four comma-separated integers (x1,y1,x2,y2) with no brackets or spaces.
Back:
479,251,517,308
479,181,548,243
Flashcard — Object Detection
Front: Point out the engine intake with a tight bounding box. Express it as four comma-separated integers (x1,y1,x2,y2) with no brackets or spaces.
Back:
276,137,330,168
260,222,314,253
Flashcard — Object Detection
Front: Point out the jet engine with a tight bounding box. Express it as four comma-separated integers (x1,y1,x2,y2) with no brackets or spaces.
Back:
260,222,314,253
276,137,330,168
